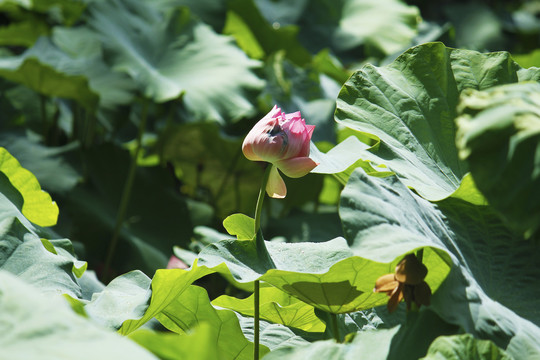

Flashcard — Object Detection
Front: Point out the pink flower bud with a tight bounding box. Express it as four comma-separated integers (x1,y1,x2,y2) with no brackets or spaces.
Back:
242,105,318,198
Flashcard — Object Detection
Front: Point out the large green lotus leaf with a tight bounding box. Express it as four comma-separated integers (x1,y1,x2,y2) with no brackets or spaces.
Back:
340,169,540,358
0,43,99,109
213,285,326,332
83,271,151,330
197,228,449,313
336,42,540,201
155,285,270,359
259,247,449,314
0,147,58,227
129,325,220,360
87,0,264,122
63,143,192,276
421,334,512,360
197,236,352,288
0,217,82,297
0,271,157,360
456,82,540,236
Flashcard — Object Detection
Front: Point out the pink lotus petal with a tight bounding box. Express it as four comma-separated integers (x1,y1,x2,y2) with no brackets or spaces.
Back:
275,156,319,178
266,165,287,198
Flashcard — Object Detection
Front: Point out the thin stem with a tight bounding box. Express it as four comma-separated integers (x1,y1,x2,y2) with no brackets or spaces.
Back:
330,313,340,343
254,164,272,234
252,164,272,360
253,279,260,360
103,102,148,282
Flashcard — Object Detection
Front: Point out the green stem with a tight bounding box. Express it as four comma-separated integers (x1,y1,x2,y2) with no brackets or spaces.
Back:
330,313,340,343
103,102,148,282
253,279,260,360
254,164,272,234
252,164,272,360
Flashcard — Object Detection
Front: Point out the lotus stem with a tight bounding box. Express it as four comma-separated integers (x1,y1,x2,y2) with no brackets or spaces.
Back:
252,164,272,360
254,164,272,234
253,279,260,360
103,101,148,282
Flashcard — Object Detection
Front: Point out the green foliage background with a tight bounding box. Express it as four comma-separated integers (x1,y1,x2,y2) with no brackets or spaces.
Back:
1,0,539,359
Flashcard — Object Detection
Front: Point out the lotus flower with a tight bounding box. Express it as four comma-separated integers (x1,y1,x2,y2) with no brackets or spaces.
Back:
242,105,318,198
374,254,432,313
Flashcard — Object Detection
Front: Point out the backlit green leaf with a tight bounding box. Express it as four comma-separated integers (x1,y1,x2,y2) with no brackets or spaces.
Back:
0,147,58,227
213,285,326,332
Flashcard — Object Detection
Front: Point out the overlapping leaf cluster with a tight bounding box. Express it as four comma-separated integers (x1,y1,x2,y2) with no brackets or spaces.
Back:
0,0,539,359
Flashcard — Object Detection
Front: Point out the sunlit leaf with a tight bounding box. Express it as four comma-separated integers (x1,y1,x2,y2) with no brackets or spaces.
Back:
336,42,540,201
213,285,326,332
0,147,58,227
